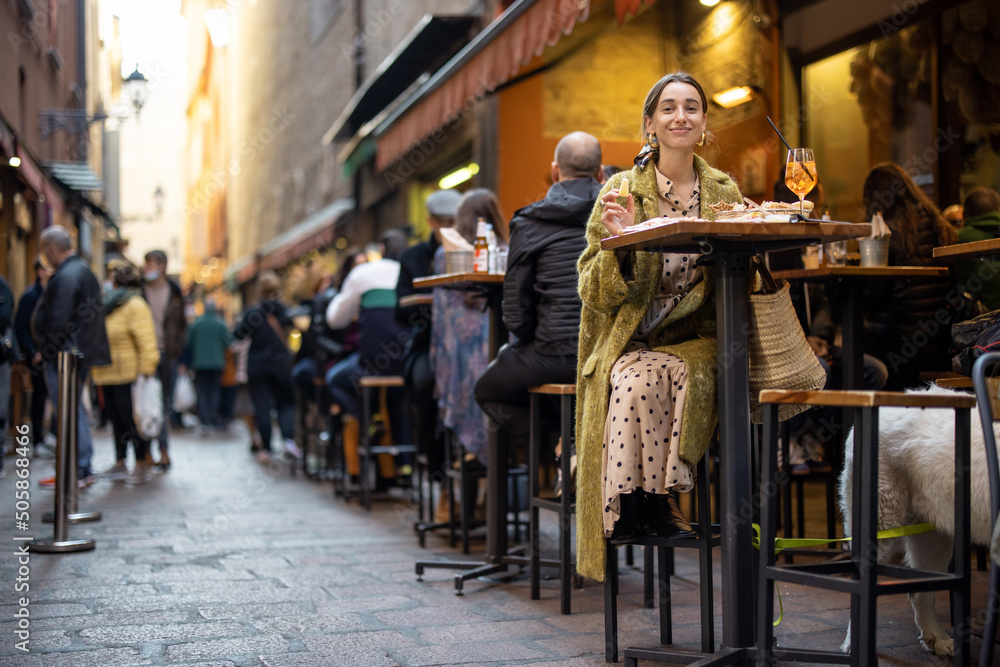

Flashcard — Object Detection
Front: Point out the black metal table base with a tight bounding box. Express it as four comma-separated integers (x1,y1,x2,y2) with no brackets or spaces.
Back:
623,646,749,666
416,549,560,594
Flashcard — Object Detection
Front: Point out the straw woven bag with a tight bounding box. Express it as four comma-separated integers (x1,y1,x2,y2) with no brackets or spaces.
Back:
746,257,828,424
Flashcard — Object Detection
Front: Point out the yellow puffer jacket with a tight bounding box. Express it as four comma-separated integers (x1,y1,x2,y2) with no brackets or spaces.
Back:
91,292,161,386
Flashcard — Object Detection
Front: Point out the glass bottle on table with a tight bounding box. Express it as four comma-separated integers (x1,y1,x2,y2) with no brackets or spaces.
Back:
473,219,490,273
785,148,817,218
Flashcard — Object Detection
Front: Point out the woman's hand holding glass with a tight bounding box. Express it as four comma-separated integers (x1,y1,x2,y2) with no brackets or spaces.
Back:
600,188,635,237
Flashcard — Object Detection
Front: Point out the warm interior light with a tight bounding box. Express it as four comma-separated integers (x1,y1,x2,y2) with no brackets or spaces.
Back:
712,86,754,108
8,156,20,167
700,0,720,6
438,163,480,190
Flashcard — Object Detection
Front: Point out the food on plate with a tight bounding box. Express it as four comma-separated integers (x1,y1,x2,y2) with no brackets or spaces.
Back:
617,177,630,200
761,200,815,214
710,201,742,213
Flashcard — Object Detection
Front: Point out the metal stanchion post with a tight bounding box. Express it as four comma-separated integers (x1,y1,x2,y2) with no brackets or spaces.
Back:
42,351,101,523
31,351,96,553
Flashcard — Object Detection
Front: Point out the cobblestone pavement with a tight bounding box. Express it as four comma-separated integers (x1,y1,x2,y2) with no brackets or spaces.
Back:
0,422,993,665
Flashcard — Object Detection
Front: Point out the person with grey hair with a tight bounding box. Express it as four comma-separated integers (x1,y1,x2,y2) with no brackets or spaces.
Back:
33,225,111,488
394,190,461,480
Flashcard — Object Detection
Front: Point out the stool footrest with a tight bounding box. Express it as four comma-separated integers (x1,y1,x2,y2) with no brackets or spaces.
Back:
771,647,852,664
531,497,575,513
764,561,964,595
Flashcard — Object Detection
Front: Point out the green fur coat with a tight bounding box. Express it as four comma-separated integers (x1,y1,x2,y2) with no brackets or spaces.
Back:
575,155,742,582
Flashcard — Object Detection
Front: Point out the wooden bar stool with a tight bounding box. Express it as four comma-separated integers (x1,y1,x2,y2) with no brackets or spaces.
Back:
757,389,973,666
604,452,720,662
358,376,417,511
528,383,579,614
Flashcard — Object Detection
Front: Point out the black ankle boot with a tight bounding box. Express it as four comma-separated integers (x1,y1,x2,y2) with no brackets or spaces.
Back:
609,491,645,541
647,490,695,539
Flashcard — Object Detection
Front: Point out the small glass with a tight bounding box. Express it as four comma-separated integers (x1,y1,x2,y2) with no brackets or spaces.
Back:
825,241,847,266
493,247,509,274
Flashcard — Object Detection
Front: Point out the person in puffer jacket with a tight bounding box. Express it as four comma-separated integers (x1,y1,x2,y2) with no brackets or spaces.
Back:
474,131,604,449
90,260,160,484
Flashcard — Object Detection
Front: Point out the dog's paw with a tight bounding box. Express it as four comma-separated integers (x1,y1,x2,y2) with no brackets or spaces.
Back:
840,637,851,654
919,633,954,656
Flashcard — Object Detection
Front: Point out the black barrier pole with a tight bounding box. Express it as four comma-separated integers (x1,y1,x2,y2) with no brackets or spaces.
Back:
31,351,96,553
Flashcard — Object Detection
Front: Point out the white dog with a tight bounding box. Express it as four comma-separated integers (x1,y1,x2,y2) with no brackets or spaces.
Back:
838,385,998,656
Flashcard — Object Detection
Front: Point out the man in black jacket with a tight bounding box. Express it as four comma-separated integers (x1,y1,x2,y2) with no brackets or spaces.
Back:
33,226,111,486
14,256,55,454
475,131,603,449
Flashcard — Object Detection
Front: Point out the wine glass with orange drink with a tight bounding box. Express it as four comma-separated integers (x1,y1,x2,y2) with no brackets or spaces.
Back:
784,148,817,218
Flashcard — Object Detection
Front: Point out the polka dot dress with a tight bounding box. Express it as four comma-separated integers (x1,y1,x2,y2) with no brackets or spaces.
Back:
635,169,703,340
602,167,701,537
601,342,694,536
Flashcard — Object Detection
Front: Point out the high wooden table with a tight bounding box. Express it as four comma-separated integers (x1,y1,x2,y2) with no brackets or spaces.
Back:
933,237,1000,260
411,272,558,593
602,220,870,666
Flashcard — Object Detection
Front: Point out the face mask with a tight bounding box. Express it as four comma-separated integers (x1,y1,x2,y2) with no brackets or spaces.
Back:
103,281,113,292
144,270,160,282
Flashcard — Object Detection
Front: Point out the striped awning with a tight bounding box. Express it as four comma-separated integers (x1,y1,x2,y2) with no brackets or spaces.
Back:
373,0,655,172
45,161,104,192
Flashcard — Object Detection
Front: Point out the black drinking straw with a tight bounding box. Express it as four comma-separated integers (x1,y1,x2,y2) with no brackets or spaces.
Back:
767,116,793,152
767,116,814,183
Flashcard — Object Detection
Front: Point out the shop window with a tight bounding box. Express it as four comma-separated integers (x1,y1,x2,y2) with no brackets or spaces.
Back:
804,24,933,221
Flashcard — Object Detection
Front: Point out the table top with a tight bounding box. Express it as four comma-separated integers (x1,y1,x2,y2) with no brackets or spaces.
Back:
933,237,1000,259
397,293,434,308
600,220,872,252
413,272,505,288
770,265,950,280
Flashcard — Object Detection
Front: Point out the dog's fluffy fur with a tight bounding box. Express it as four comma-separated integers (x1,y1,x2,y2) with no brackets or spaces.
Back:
838,385,998,656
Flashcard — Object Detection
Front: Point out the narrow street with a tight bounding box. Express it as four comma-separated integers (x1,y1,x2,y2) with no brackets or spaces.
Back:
0,422,972,665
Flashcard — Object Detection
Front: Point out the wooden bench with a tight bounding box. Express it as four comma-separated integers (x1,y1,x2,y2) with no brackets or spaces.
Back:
757,389,974,665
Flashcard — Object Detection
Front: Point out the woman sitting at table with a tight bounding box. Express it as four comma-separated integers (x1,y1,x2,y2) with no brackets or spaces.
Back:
430,188,508,465
575,72,742,581
860,162,958,391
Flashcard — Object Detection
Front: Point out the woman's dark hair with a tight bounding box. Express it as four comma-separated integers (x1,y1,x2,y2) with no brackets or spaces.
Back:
455,188,507,244
862,162,956,264
640,72,708,139
337,248,367,289
108,260,141,288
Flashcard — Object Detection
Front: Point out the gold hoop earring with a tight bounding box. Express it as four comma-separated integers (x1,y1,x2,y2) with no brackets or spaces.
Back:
697,132,706,147
647,133,659,148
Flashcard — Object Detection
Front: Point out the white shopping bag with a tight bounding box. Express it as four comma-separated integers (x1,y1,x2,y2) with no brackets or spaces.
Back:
172,372,196,413
133,375,164,439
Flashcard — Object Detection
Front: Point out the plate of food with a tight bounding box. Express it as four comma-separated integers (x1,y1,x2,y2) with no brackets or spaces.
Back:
710,201,763,221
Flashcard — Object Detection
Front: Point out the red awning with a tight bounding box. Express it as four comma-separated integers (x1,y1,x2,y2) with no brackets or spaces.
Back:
375,0,592,172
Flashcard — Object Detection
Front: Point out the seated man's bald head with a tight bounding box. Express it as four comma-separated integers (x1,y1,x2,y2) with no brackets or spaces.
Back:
553,131,602,181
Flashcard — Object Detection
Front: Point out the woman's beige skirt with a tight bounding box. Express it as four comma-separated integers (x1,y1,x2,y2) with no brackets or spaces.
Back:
602,343,694,536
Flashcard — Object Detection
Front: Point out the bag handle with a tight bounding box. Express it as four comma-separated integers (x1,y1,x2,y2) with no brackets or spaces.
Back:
748,255,779,295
